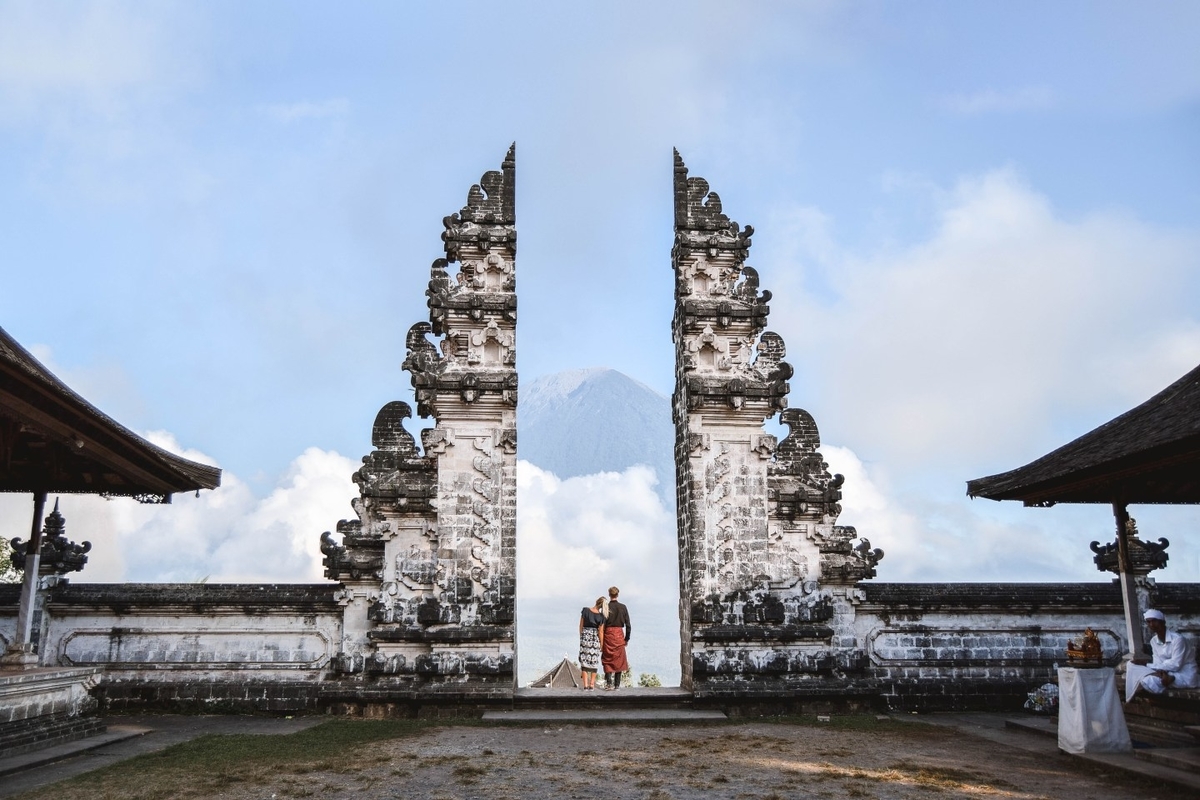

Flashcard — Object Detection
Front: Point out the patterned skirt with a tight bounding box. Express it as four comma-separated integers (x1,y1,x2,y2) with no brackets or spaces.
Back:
579,626,602,671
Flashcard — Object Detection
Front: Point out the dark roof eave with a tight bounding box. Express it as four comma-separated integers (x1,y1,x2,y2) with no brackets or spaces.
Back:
968,436,1200,504
966,361,1200,506
0,325,221,497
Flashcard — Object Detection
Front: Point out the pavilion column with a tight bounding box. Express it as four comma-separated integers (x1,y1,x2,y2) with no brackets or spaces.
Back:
3,490,47,668
1112,501,1145,659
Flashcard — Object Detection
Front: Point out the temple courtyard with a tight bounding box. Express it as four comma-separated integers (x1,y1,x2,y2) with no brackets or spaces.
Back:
1,711,1190,800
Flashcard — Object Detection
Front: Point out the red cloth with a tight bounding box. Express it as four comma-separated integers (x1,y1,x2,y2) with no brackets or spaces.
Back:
602,627,629,673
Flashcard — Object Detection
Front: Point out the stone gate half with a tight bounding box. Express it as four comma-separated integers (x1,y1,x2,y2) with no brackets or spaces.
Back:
320,146,518,700
671,151,883,698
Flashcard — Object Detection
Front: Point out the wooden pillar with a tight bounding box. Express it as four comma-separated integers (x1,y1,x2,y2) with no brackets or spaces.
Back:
1112,501,1144,659
4,490,47,666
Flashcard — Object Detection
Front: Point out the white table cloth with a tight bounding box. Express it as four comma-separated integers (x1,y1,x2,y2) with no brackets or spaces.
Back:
1057,666,1131,754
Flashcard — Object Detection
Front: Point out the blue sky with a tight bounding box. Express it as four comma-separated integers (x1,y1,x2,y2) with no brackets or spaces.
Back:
2,2,1199,668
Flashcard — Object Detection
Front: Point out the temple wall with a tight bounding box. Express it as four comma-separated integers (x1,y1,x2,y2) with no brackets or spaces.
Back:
4,581,1199,713
856,582,1200,711
17,584,342,713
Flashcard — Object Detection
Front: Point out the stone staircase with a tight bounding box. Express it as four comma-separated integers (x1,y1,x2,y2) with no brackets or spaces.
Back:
0,713,106,759
486,687,726,722
1005,691,1200,783
512,686,695,710
1124,688,1200,748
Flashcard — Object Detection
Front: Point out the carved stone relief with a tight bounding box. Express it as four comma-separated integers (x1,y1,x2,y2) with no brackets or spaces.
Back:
319,146,517,689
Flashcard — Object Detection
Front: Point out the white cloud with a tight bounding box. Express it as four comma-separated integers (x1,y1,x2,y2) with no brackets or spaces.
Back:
0,1,200,117
515,461,681,684
262,99,350,124
0,437,357,584
940,86,1054,115
767,167,1200,473
755,168,1200,583
824,443,1200,583
516,461,676,601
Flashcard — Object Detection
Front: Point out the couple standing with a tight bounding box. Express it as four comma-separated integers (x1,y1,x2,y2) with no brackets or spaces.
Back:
578,586,632,690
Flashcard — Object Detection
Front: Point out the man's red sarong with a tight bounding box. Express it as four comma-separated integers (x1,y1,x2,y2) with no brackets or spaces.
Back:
602,627,629,673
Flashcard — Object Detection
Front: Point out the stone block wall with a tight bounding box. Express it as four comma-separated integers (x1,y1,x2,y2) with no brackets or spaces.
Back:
5,580,1200,713
35,583,341,713
856,582,1200,711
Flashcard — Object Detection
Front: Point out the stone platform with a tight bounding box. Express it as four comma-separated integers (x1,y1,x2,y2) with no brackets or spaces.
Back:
0,667,104,758
490,686,724,722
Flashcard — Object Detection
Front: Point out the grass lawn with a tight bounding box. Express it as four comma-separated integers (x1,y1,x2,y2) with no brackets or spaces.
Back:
17,719,431,800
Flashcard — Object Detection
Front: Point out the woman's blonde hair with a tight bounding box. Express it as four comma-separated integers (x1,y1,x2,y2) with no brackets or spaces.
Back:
597,597,609,617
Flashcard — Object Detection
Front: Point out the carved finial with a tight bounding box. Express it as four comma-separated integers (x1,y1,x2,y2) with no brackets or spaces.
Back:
44,498,65,537
402,322,444,379
777,408,822,458
770,408,845,517
1090,532,1170,575
458,144,516,225
853,538,885,572
754,332,793,383
11,498,90,575
672,150,754,264
371,402,417,454
442,145,517,262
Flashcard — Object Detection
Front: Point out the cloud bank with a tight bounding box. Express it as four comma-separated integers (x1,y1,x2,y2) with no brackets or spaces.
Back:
0,434,357,583
515,461,681,685
760,167,1200,583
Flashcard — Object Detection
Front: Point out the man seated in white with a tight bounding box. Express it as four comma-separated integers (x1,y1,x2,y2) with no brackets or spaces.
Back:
1126,608,1198,700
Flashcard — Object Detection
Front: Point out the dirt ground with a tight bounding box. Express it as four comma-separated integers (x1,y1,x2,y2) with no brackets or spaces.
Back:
210,721,1165,800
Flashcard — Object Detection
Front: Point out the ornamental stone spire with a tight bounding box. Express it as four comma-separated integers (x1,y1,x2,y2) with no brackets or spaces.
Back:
672,151,881,698
321,146,517,698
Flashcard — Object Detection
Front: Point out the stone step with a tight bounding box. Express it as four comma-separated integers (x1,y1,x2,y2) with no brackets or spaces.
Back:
1127,721,1198,748
1134,746,1200,775
0,715,106,759
1124,698,1200,726
512,687,695,711
1004,716,1057,739
483,708,727,723
0,724,149,778
1005,713,1198,749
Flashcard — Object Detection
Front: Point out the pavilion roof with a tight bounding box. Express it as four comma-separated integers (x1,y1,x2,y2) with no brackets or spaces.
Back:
528,657,583,689
0,325,221,502
967,362,1200,506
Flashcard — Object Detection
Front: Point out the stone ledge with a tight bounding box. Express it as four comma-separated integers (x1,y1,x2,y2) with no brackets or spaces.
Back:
693,624,834,642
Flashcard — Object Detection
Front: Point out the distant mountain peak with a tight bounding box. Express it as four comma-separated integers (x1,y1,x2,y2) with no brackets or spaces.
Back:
518,368,675,505
527,367,612,398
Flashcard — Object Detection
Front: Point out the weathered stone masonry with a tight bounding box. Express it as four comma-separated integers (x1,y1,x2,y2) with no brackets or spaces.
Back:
1,583,341,714
672,151,882,699
319,145,518,702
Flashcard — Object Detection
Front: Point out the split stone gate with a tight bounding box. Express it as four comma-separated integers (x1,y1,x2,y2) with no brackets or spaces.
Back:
318,145,892,702
8,146,1194,716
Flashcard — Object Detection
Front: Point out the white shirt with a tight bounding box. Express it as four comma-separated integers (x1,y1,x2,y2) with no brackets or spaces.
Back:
1149,629,1199,689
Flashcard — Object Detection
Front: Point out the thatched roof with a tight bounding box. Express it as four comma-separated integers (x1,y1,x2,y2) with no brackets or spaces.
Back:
0,325,221,502
529,657,582,689
967,362,1200,506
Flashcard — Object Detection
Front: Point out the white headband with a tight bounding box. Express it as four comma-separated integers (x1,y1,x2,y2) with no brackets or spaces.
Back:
1144,609,1165,621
